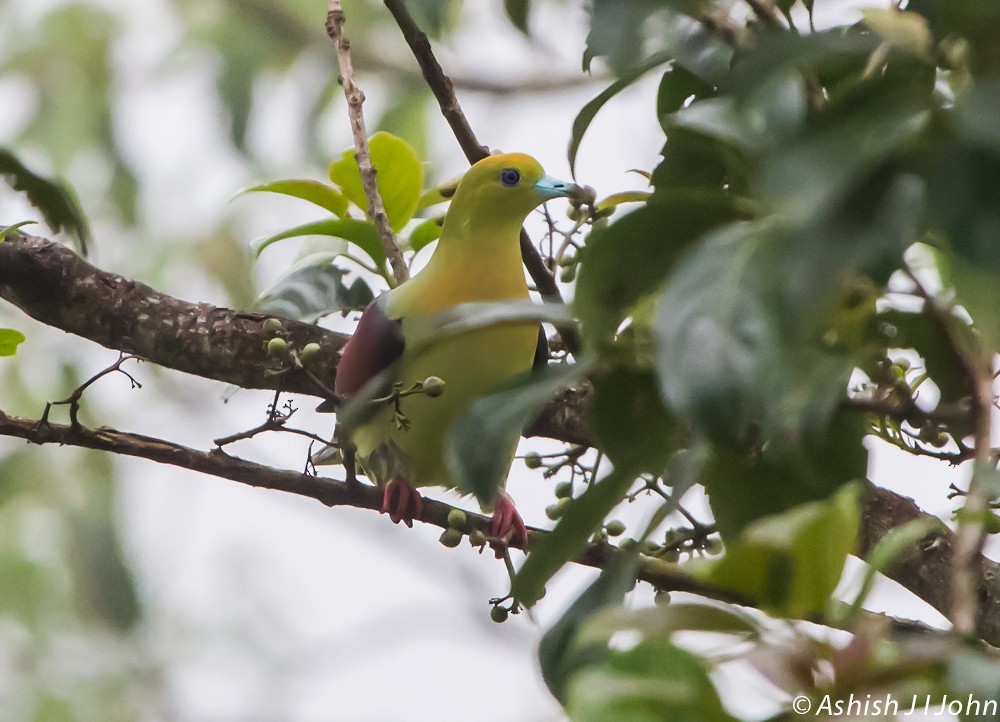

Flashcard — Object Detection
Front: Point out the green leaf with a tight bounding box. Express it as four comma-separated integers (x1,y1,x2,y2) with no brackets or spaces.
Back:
575,190,742,348
692,482,860,618
0,329,26,356
328,131,424,232
595,191,651,214
700,409,866,540
503,0,530,33
567,639,734,722
405,216,443,252
255,258,375,322
0,221,37,242
513,466,635,607
445,362,586,505
251,218,386,270
590,367,681,474
0,148,91,254
569,51,674,177
579,601,759,645
656,64,715,129
241,179,349,217
539,553,639,702
653,222,772,442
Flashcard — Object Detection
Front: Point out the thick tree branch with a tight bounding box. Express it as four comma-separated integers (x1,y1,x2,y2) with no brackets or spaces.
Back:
0,232,345,397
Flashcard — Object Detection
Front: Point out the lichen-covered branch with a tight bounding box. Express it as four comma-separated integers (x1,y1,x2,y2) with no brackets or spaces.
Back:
0,231,344,397
326,0,408,287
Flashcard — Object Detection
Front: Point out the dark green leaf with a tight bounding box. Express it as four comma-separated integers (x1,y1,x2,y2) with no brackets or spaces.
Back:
569,51,674,177
445,362,585,505
575,190,743,347
656,65,714,129
503,0,530,33
242,179,349,217
590,367,681,474
653,222,772,442
0,329,26,357
513,466,635,607
692,482,860,617
0,148,91,254
700,408,866,540
539,553,639,702
567,639,734,722
256,259,375,321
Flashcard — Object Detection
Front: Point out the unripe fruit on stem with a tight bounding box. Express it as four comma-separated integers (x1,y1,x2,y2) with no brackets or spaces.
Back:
266,337,289,359
263,318,284,335
468,529,488,547
605,519,626,537
446,509,468,532
422,376,446,397
299,343,320,362
524,452,543,469
490,606,509,623
554,481,573,499
559,266,576,283
439,528,463,548
619,538,638,552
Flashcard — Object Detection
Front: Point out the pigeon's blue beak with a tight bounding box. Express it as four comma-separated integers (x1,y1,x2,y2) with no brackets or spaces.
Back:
534,175,577,199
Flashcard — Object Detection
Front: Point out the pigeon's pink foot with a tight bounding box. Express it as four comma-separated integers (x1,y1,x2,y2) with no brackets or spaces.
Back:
488,493,529,558
381,476,424,528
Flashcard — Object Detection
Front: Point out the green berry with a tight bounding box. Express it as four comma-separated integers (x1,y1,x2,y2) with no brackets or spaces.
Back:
654,590,672,606
984,513,1000,535
619,538,638,552
263,318,284,335
524,452,543,469
554,481,573,499
447,509,468,532
439,528,463,548
266,337,289,359
559,266,576,283
299,343,321,362
642,540,661,555
468,529,488,547
605,519,626,537
490,606,509,623
557,253,576,268
546,499,571,520
422,376,446,398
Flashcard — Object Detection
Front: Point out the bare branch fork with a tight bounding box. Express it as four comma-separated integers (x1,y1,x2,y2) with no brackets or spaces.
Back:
326,0,409,287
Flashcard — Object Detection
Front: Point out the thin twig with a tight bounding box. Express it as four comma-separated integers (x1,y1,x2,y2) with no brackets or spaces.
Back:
326,0,409,287
0,408,750,604
382,0,582,354
904,266,993,635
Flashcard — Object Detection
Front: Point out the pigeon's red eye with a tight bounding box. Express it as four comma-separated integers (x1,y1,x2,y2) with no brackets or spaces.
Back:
500,168,521,186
